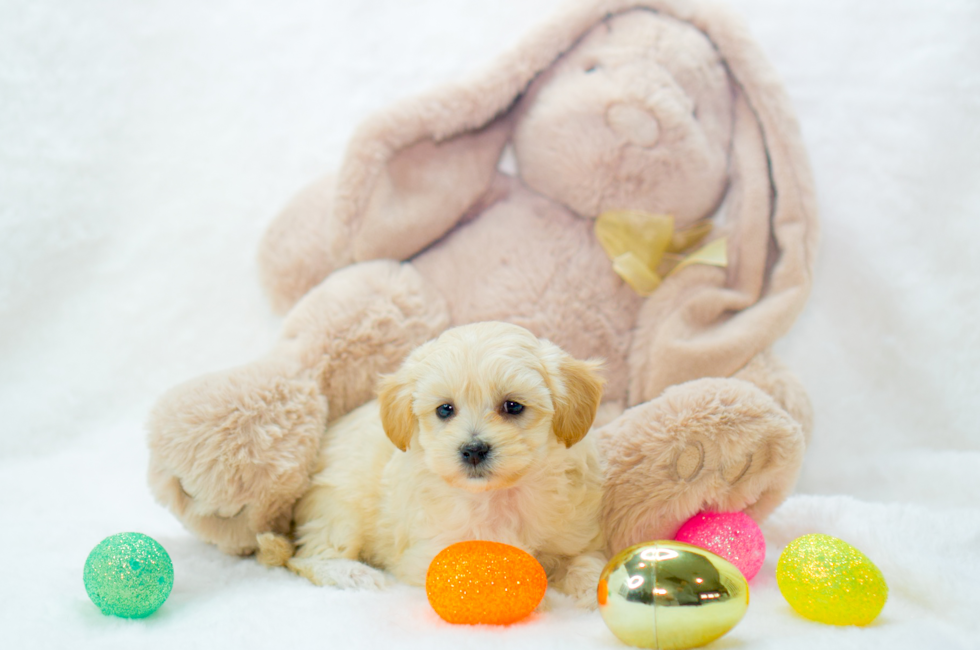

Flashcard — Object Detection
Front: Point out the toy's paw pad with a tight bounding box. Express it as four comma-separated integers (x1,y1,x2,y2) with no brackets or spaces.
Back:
288,557,388,590
671,431,772,491
721,451,757,485
675,441,705,480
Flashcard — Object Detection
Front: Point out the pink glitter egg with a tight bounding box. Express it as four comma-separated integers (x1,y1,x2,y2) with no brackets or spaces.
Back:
674,511,766,580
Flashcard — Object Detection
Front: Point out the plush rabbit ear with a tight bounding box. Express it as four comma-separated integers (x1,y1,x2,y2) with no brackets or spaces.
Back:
331,0,817,402
333,3,628,264
626,0,818,402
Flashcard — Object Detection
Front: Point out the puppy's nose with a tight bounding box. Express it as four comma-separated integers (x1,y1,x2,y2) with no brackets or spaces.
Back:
459,441,492,467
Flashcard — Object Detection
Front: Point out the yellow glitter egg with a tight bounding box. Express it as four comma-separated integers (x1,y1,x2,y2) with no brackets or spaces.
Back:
776,533,888,626
598,541,749,649
425,540,547,625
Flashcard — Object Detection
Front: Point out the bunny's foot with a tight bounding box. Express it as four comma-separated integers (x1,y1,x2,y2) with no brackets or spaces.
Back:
598,378,806,554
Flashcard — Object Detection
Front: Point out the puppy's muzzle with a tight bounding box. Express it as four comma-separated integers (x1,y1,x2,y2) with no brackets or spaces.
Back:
459,440,492,468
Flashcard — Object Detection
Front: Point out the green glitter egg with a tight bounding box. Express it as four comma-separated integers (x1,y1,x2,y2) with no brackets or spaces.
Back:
83,532,174,618
776,533,887,626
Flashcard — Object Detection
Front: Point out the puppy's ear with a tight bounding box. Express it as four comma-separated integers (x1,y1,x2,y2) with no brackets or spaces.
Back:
551,354,605,448
377,370,418,452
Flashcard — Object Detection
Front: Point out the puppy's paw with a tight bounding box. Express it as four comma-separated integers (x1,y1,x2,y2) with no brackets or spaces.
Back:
535,590,555,613
256,532,294,567
573,590,599,611
287,557,389,589
554,553,606,610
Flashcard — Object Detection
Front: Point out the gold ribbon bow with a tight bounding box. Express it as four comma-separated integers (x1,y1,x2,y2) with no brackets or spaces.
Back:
595,210,728,296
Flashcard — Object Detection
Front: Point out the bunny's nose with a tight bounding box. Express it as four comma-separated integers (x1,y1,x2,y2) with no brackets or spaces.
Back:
605,103,661,148
460,441,492,467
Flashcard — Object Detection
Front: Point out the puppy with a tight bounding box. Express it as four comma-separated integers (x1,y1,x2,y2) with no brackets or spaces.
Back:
259,322,607,607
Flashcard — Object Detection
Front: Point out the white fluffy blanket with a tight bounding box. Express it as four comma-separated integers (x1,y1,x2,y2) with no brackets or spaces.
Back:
2,1,977,648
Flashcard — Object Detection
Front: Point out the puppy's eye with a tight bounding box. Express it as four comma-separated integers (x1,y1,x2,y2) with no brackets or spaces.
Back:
503,401,524,416
435,404,455,419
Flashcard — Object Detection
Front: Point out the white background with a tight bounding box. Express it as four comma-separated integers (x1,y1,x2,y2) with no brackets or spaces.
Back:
1,1,978,648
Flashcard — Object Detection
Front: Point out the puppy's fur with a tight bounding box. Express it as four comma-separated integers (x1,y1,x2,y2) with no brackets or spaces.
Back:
260,322,607,607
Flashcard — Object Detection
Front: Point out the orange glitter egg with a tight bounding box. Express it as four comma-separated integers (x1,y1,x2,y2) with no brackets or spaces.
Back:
425,541,548,625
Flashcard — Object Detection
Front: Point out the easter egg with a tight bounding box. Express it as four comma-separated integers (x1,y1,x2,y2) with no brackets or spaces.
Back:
776,533,887,626
598,541,749,649
426,541,547,625
674,511,766,580
83,532,174,618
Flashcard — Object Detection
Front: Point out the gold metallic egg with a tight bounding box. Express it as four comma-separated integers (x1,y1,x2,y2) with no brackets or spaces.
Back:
598,541,749,649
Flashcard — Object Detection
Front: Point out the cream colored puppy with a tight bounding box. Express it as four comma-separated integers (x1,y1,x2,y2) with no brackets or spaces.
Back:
262,322,607,607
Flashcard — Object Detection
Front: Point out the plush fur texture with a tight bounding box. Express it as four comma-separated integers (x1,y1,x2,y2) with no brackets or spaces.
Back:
147,261,449,553
261,323,606,608
147,0,817,558
598,376,807,552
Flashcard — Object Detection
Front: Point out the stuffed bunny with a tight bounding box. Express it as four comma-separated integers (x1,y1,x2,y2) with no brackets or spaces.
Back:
148,0,817,557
